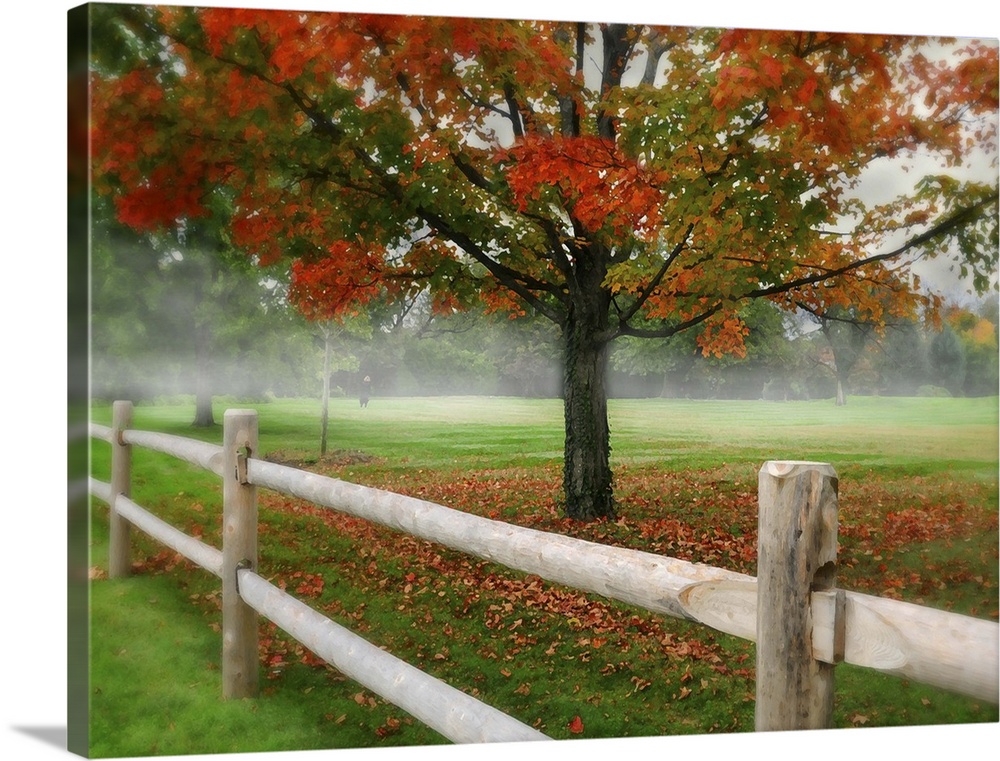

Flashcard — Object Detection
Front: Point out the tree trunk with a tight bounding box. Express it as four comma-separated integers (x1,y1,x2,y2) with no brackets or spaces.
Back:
320,329,332,455
193,385,215,426
562,292,616,521
192,329,216,427
835,375,847,406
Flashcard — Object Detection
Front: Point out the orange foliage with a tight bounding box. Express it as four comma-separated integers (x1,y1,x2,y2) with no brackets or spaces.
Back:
288,241,385,321
503,135,662,242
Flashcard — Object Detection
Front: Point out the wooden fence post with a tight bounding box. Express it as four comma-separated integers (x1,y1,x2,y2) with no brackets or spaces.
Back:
222,409,259,699
756,460,839,731
109,400,133,579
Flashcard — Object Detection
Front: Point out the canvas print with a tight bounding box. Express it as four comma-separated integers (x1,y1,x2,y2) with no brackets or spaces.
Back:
69,1,999,758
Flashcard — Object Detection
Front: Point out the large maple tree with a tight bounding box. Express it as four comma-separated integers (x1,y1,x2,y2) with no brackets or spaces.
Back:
91,5,998,520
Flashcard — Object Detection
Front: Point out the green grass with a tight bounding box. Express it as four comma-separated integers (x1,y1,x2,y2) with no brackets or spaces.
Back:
86,395,999,756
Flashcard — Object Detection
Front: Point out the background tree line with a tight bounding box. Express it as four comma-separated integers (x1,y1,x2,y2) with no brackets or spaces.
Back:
91,215,997,409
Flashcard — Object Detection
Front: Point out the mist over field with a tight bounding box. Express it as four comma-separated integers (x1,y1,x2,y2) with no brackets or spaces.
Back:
90,278,998,411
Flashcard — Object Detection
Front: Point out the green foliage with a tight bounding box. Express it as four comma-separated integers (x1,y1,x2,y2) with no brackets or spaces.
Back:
399,338,497,395
953,305,1000,396
90,201,317,403
610,301,800,398
929,324,967,394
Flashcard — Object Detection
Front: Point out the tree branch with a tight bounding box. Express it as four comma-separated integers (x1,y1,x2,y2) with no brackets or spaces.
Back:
610,304,722,342
615,224,695,325
747,192,998,300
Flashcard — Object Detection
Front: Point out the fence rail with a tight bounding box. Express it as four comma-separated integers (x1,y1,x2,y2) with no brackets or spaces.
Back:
87,403,999,742
115,489,224,578
235,567,549,743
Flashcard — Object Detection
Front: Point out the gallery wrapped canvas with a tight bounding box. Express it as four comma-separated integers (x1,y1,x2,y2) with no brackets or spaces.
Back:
63,1,997,759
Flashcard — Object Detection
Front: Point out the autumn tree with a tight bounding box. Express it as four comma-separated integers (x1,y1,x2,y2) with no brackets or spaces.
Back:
928,323,968,394
91,6,998,520
867,319,931,396
798,303,883,406
947,304,1000,395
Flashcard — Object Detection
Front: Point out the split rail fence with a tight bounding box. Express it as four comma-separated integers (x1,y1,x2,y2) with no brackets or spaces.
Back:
88,401,999,741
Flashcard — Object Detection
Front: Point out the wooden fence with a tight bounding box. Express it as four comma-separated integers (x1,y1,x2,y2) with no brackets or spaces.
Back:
88,401,999,741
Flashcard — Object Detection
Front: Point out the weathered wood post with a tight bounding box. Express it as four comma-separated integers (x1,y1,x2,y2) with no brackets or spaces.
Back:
222,409,259,699
756,460,839,730
109,400,133,579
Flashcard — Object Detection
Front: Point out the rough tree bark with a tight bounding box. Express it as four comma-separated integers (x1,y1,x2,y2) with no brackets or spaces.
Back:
561,252,616,521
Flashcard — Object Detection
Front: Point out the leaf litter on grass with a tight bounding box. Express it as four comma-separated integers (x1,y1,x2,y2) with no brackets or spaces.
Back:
254,453,998,655
240,461,770,737
109,445,997,739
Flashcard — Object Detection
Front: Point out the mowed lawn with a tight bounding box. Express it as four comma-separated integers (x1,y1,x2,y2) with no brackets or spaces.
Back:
86,395,999,757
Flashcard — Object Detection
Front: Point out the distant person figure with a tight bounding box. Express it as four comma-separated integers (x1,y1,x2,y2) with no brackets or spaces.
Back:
360,375,371,408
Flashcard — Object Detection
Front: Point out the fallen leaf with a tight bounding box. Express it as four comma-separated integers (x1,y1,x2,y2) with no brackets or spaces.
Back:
568,715,584,734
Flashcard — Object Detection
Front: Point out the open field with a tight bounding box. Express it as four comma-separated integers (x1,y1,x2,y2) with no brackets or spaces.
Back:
87,395,999,756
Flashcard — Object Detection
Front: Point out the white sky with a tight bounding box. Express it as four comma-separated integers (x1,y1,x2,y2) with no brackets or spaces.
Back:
1,4,998,761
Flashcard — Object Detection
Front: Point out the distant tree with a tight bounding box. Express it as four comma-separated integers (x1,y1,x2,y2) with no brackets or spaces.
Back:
396,302,561,397
314,318,370,454
489,316,562,398
869,319,932,396
928,324,968,395
806,307,877,405
611,300,797,399
948,306,999,395
706,300,800,399
975,295,1000,328
400,338,496,395
91,211,308,425
610,329,699,398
